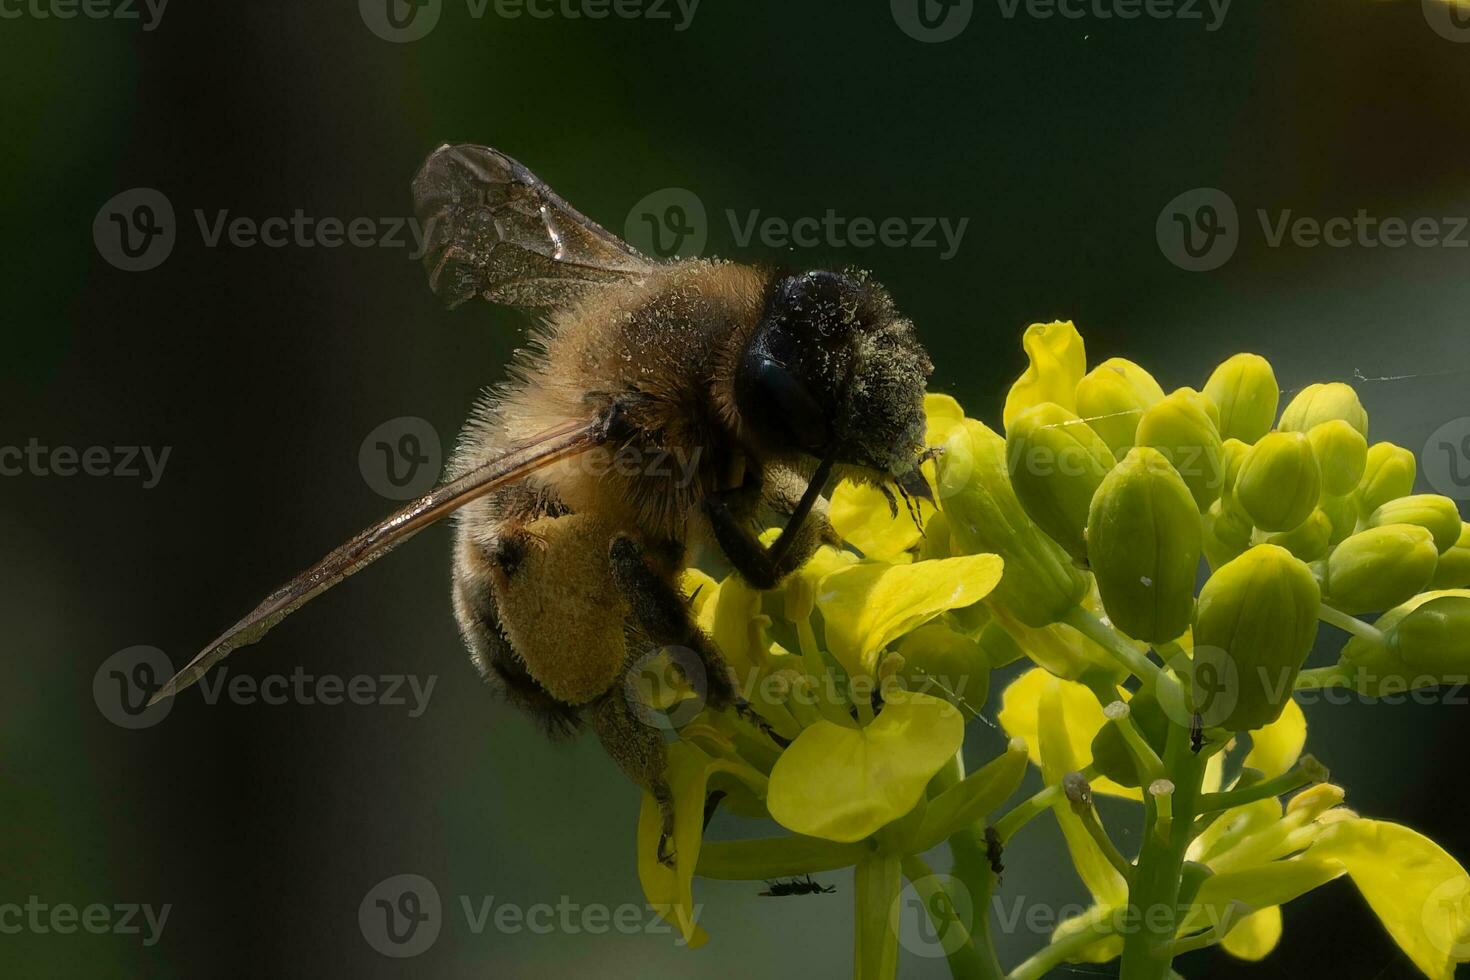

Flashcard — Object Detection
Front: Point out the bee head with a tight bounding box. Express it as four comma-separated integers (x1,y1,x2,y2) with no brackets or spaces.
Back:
734,270,933,478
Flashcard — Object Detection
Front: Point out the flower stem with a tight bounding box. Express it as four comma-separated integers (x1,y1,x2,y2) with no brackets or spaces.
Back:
1063,606,1178,702
1006,905,1118,980
1317,604,1385,644
1195,756,1327,813
1116,721,1206,980
992,785,1061,844
1294,663,1358,691
901,854,994,980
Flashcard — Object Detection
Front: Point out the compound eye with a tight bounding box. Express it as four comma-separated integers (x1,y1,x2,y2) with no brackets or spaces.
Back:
746,354,831,451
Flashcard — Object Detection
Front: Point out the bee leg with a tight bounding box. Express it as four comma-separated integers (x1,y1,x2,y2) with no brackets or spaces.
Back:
587,685,677,867
704,493,824,590
608,534,787,747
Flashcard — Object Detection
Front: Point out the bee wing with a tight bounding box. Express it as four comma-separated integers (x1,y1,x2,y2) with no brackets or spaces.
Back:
412,143,659,310
150,418,603,705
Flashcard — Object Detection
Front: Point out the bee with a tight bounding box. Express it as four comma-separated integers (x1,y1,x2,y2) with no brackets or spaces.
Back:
759,875,836,897
151,145,933,866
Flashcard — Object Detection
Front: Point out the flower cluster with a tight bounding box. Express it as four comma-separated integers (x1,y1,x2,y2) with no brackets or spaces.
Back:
631,320,1470,980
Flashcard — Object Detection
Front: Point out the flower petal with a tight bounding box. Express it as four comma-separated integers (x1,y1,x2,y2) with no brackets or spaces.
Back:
818,554,1004,678
996,668,1140,800
829,480,928,562
1221,905,1283,961
1312,819,1470,980
1244,698,1307,779
767,691,965,842
1003,320,1087,430
637,743,768,948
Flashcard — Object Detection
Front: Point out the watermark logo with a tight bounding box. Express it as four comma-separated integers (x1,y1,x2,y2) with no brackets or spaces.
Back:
94,188,176,272
360,874,443,957
624,644,708,731
624,188,708,260
1423,417,1470,500
1424,0,1470,42
1157,187,1238,272
0,897,171,946
359,417,443,500
1422,874,1470,958
93,646,174,730
995,0,1230,30
625,188,969,261
359,0,442,41
891,0,974,42
0,440,171,487
0,0,169,30
362,0,698,42
892,873,974,958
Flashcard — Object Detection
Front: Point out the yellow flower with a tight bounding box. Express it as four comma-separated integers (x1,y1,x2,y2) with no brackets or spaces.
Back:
1003,320,1087,430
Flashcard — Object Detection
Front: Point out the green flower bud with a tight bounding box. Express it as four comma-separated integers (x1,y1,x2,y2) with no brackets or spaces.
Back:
977,619,1027,669
1268,508,1333,562
1203,499,1253,571
1087,447,1202,643
1204,353,1280,444
1192,545,1321,731
1074,357,1167,457
1234,431,1322,533
1006,403,1117,562
1090,691,1169,789
937,419,1090,628
1355,442,1417,517
1279,382,1369,438
1219,438,1250,500
1341,590,1470,692
1136,388,1225,511
894,624,990,710
1366,494,1464,554
1430,523,1470,590
1307,420,1369,497
1323,524,1439,614
1319,493,1359,546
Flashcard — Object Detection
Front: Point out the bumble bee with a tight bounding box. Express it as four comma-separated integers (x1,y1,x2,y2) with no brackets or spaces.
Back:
152,145,933,865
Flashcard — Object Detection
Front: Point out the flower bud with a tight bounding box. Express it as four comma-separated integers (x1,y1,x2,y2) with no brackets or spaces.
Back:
1006,403,1117,562
1219,438,1251,501
894,623,990,710
1307,420,1369,497
1136,388,1225,511
1279,382,1368,438
1074,357,1166,457
937,419,1090,627
1267,508,1333,562
1430,523,1470,590
1319,492,1359,546
1355,442,1416,517
1341,590,1470,691
1234,431,1323,533
1204,353,1280,444
1087,448,1202,643
1322,524,1439,614
1193,544,1320,731
1366,494,1464,554
1203,499,1253,571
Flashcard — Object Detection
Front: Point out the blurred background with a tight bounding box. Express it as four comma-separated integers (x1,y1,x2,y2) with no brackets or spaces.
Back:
2,0,1468,975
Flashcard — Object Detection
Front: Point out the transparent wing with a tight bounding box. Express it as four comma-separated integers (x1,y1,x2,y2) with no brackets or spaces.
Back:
150,418,604,704
412,143,659,310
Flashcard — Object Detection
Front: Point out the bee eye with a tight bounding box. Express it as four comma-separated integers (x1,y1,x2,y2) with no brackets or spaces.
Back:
739,353,831,452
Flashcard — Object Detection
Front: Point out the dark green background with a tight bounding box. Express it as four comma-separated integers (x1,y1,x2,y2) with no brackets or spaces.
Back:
2,0,1468,976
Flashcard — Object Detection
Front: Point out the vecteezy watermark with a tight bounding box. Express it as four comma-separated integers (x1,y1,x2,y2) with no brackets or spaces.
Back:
892,873,975,958
94,189,442,272
0,897,171,947
624,188,969,262
359,0,699,43
0,0,168,30
1423,0,1470,43
359,873,696,957
1423,417,1470,501
1159,187,1470,271
996,0,1229,30
0,439,171,488
360,417,444,501
891,0,975,42
93,646,438,730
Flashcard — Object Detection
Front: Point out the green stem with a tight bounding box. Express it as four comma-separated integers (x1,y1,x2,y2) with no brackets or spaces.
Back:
901,854,993,980
1079,805,1134,884
992,785,1061,843
940,749,1006,980
1294,663,1358,691
1117,722,1206,980
1006,905,1118,980
1317,604,1385,644
1064,606,1177,701
1196,757,1326,813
